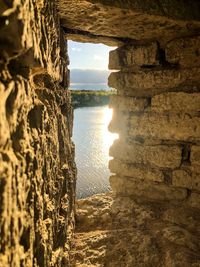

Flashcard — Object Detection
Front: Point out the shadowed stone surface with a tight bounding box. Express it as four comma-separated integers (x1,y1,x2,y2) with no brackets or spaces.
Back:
107,34,200,234
59,0,200,43
1,0,200,266
71,193,200,266
0,1,76,266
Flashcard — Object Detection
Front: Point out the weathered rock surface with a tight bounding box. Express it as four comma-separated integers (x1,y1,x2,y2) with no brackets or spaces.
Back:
1,0,200,266
0,1,76,266
110,140,182,169
129,112,200,142
110,176,187,202
165,36,200,67
71,193,200,266
109,42,160,69
108,68,200,97
108,35,200,208
59,0,200,43
151,92,200,112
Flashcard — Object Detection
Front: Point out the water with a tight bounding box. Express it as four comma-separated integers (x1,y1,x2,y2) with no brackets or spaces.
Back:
70,83,111,91
72,106,118,198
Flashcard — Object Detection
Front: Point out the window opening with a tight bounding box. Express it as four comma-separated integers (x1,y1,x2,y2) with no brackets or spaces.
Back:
68,40,118,198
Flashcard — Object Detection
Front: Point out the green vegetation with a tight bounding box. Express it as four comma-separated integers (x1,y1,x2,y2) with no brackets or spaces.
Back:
70,90,116,108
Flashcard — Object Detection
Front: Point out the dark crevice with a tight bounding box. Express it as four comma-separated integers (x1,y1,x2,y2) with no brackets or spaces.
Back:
157,42,179,68
0,178,6,220
8,61,30,79
146,97,152,107
158,47,167,65
28,105,44,130
128,136,145,144
181,144,191,166
20,227,31,252
186,189,192,199
163,171,172,185
141,64,157,69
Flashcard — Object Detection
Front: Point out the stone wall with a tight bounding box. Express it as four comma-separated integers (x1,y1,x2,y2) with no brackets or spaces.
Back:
1,0,200,265
109,36,200,207
0,1,76,266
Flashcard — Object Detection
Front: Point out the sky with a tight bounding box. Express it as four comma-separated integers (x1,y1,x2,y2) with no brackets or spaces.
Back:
68,40,115,70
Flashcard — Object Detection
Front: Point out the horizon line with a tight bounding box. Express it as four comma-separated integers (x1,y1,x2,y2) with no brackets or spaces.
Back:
69,68,110,71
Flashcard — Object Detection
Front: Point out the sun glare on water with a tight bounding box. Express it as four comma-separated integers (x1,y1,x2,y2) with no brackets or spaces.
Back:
73,105,119,198
102,107,119,153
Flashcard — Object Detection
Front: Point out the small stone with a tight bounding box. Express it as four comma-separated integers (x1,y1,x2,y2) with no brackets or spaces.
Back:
109,42,159,69
166,36,200,67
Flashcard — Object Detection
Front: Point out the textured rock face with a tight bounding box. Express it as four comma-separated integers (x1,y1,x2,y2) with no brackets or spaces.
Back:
1,0,200,266
109,35,200,207
59,0,200,44
71,193,200,266
0,1,76,266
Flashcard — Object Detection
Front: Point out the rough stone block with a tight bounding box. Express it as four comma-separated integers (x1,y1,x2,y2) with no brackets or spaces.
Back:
191,146,200,168
130,113,200,142
108,110,129,134
109,159,164,182
166,36,200,67
110,140,182,169
109,95,149,112
110,175,187,201
188,192,200,209
109,42,159,70
151,92,200,112
172,169,200,191
60,0,200,45
108,68,200,97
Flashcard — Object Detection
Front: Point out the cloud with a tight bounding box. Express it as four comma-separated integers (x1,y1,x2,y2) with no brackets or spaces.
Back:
71,47,82,52
94,54,103,61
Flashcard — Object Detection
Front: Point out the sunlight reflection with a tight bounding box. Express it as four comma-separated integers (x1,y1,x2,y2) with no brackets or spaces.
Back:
102,107,119,154
73,106,119,198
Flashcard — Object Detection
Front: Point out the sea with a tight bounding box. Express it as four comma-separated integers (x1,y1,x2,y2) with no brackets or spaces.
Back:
72,106,118,199
70,83,110,91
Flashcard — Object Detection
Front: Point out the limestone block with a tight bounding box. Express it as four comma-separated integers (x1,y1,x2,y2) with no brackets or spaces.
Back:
109,159,164,182
59,0,200,43
130,113,200,142
188,192,200,209
166,36,200,67
109,42,159,70
109,95,149,112
65,32,122,47
191,146,200,167
110,175,187,201
110,140,182,169
151,92,200,112
172,169,200,191
108,68,200,96
108,110,129,134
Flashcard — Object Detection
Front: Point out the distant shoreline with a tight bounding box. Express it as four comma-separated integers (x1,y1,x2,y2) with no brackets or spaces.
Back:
70,89,116,108
69,83,111,91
